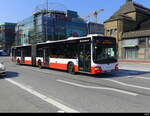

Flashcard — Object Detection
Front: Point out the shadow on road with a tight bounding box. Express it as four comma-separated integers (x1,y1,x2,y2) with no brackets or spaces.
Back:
43,66,150,79
101,69,150,78
76,69,150,79
0,71,19,79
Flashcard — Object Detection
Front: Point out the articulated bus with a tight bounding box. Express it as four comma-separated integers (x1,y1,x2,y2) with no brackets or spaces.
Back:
11,34,119,75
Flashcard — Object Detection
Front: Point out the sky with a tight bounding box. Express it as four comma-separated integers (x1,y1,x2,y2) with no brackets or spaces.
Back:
0,0,150,24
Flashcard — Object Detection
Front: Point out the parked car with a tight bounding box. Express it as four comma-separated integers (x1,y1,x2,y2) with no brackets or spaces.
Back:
0,50,8,56
0,62,6,76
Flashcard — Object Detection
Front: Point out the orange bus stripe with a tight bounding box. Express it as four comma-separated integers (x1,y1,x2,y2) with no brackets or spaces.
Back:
49,63,67,70
91,67,103,74
25,60,32,65
19,59,80,73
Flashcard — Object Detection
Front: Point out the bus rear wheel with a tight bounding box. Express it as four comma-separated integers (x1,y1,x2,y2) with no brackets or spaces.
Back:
16,59,20,65
38,60,42,69
68,62,75,74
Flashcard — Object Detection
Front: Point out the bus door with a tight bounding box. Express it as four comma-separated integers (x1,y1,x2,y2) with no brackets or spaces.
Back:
78,43,91,72
21,48,25,64
43,47,49,67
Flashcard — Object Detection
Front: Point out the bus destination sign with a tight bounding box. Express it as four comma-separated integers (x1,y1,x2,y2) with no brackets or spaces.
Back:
96,40,113,45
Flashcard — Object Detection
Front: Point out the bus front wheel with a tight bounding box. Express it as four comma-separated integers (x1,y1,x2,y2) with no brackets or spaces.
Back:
68,62,75,74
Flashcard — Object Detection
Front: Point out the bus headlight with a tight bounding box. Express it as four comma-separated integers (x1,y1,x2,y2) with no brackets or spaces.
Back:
95,67,102,71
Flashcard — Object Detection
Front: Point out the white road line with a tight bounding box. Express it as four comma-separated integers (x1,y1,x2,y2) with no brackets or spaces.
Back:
18,66,51,74
5,78,79,113
57,79,138,96
57,110,65,113
105,79,150,90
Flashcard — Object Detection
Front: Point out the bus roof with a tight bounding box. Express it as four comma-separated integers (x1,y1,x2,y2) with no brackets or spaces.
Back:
37,34,116,45
13,34,116,48
12,44,32,48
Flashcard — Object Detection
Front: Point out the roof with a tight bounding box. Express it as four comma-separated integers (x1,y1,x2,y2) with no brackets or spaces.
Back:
140,19,150,30
0,22,16,26
105,1,150,22
122,30,150,38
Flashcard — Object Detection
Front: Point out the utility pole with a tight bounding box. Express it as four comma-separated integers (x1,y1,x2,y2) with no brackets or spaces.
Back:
46,0,48,11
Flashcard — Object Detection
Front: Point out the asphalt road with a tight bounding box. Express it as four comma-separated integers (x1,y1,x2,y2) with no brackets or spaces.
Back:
1,56,150,112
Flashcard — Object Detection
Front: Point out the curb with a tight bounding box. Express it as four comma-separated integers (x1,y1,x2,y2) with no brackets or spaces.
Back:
118,60,150,65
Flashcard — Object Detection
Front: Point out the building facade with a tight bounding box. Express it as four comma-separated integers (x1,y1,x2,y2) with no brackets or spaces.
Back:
16,10,88,46
0,22,16,53
104,0,150,60
87,22,104,35
16,16,34,46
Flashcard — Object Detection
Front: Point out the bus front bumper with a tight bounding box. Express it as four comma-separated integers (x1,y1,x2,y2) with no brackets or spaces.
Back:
91,63,119,74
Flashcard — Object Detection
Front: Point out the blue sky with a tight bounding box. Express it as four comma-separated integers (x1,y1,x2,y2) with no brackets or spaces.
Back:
0,0,150,24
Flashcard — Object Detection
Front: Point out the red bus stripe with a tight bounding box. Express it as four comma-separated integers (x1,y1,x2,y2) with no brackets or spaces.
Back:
25,60,32,65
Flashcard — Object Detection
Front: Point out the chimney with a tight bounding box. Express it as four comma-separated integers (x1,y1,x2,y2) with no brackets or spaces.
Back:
126,0,132,3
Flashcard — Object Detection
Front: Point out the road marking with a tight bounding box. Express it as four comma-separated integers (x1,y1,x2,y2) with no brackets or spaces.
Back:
57,110,65,113
57,79,138,96
105,79,150,90
5,78,79,113
18,66,52,74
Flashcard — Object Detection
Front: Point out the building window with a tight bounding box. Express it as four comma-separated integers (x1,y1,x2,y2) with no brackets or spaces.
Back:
110,29,113,36
106,30,110,33
107,29,117,36
139,38,146,45
106,30,110,36
148,38,150,45
125,47,138,60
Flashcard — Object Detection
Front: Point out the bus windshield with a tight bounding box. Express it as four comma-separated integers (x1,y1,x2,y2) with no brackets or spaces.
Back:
93,38,117,64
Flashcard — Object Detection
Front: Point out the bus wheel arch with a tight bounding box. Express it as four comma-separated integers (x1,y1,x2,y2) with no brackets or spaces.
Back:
38,60,42,69
16,58,20,65
67,62,75,74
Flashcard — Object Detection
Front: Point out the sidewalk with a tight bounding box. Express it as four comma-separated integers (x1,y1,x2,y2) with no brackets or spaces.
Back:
119,59,150,64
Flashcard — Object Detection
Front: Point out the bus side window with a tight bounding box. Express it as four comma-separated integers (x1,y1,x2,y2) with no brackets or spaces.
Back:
16,48,21,56
65,43,77,59
49,46,56,58
24,47,31,57
37,47,43,57
49,44,65,58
